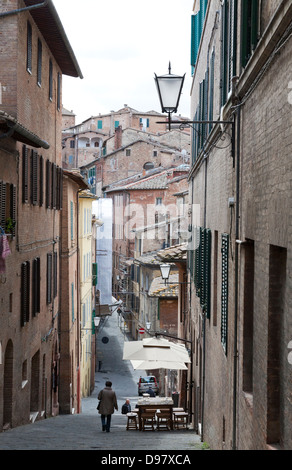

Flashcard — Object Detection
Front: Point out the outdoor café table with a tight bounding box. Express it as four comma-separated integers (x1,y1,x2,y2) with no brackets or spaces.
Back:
136,397,174,431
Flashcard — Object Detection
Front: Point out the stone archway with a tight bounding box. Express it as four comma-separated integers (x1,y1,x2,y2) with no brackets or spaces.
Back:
3,340,13,429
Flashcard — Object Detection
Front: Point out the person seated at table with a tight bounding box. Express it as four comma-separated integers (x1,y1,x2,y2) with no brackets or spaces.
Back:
146,386,156,397
121,398,131,414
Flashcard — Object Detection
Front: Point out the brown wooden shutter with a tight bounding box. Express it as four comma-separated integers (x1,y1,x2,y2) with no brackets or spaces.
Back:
31,150,38,205
47,253,52,304
22,146,29,203
46,159,51,209
21,261,30,326
32,257,40,316
39,156,43,207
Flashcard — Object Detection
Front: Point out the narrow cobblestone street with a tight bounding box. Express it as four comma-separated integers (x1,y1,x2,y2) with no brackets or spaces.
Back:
0,312,202,454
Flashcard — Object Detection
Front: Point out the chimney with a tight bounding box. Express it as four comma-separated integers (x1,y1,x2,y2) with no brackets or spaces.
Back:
115,125,122,150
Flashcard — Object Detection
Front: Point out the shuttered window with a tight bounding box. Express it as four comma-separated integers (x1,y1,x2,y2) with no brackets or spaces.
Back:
49,60,53,101
220,0,237,106
71,282,75,323
39,156,43,207
46,159,51,209
0,181,16,237
47,253,52,304
221,233,229,353
37,39,42,86
193,227,212,319
241,0,259,67
190,0,209,73
57,72,61,111
21,261,30,326
70,201,74,241
31,150,38,205
22,146,29,203
53,251,58,299
92,263,98,286
32,257,40,317
51,163,56,209
0,181,6,229
27,21,32,73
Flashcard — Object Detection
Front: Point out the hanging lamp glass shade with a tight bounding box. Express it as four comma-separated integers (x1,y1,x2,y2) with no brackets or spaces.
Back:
154,63,185,114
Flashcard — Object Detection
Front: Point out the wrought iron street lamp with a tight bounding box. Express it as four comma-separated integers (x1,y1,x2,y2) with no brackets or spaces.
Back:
154,62,185,130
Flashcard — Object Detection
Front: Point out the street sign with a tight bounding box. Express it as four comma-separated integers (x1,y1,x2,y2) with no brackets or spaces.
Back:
138,328,145,334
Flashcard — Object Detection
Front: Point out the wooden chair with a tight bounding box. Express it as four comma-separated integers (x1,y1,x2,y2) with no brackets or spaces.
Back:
173,411,188,429
156,408,172,431
141,408,156,431
126,412,138,430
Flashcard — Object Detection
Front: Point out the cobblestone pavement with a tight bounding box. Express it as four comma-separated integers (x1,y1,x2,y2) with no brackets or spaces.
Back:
0,312,203,453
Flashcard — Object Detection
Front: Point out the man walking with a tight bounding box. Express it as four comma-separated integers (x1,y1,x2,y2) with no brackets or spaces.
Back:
97,381,118,432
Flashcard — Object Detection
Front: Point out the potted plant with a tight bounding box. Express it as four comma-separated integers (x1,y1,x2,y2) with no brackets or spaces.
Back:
5,217,16,236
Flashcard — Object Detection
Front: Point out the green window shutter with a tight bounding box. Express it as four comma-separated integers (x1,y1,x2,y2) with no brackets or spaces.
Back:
92,262,98,286
147,118,149,127
115,121,119,128
221,233,229,353
241,0,258,67
209,50,215,133
191,14,197,67
97,120,102,130
204,229,212,319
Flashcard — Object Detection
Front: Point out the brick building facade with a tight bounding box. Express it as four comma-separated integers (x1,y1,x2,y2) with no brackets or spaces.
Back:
189,0,292,450
0,0,82,430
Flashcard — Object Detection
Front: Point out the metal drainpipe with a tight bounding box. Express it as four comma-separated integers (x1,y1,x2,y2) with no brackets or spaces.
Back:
232,104,241,450
0,1,49,18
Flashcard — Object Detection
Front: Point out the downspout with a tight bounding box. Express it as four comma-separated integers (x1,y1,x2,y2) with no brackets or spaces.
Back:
201,152,208,442
0,1,49,18
232,104,241,450
76,188,82,414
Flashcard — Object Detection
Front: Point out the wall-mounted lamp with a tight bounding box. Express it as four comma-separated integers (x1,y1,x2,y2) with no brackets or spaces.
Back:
159,263,171,284
154,62,185,130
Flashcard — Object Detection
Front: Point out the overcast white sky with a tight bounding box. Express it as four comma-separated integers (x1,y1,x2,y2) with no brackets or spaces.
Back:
53,0,194,124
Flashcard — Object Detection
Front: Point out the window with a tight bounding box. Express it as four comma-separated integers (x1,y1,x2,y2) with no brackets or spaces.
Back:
126,149,131,157
71,283,75,322
114,121,119,128
49,59,53,101
220,0,237,106
37,39,42,86
21,261,30,326
97,120,102,130
241,0,259,67
221,233,229,353
53,251,58,298
32,257,40,317
31,150,38,205
27,21,32,73
70,140,75,149
46,159,51,209
46,253,52,304
153,150,158,157
70,201,74,241
57,72,61,111
156,198,162,205
0,181,16,236
190,0,208,73
22,146,29,203
193,227,212,319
